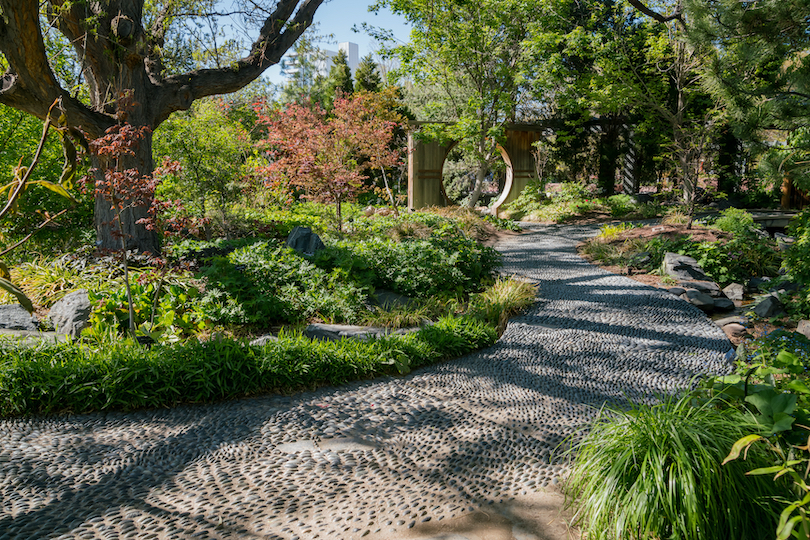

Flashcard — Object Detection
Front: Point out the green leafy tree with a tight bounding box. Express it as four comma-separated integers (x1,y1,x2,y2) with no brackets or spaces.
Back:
0,99,80,312
684,0,810,198
154,99,252,239
0,0,325,254
377,0,532,208
355,54,382,93
279,26,333,107
324,49,355,108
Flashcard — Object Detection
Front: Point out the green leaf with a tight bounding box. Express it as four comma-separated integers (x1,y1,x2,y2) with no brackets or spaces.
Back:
787,379,810,395
723,434,764,464
0,276,34,313
747,465,789,476
772,411,797,433
33,180,77,202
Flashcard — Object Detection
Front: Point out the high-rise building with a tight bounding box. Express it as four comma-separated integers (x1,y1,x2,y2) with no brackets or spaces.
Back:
280,42,360,81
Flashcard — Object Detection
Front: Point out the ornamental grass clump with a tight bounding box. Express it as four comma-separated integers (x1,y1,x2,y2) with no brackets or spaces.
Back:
564,393,786,540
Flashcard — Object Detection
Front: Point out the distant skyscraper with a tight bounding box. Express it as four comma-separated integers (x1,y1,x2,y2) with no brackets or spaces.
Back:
280,42,360,81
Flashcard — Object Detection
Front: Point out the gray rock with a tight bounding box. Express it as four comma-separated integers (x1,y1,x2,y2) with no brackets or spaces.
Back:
47,289,91,337
722,283,745,302
250,334,278,346
305,323,423,342
713,298,735,312
0,304,38,331
681,290,715,313
775,233,795,251
679,280,722,297
753,295,786,318
374,290,414,311
714,315,748,328
286,226,325,255
772,281,801,294
305,324,389,342
664,252,709,281
797,320,810,340
667,287,686,296
748,276,772,292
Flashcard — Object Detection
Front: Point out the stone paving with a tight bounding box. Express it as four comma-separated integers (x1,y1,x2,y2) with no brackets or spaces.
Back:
0,223,733,540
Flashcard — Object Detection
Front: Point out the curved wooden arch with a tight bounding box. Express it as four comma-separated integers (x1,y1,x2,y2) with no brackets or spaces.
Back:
407,125,541,216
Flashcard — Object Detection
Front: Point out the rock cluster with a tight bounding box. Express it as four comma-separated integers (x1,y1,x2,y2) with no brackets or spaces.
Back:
662,253,736,314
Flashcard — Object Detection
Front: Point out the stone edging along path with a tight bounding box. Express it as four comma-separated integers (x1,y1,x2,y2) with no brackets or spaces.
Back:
0,223,732,540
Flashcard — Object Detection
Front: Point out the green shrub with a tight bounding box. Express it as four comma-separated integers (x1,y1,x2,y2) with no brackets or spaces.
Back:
556,182,590,202
606,194,637,217
87,277,210,343
317,232,501,299
785,208,810,284
713,207,756,236
200,240,370,325
565,393,785,540
502,180,547,218
702,333,810,539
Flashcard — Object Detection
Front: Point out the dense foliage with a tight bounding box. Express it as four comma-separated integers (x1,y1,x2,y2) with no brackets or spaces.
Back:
0,315,497,416
581,208,781,287
565,393,785,540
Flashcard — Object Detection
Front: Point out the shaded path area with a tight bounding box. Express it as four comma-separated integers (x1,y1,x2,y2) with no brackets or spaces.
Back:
0,224,731,540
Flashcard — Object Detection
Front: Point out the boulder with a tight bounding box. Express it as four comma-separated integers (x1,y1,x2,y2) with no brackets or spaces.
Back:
748,276,772,292
305,323,423,342
797,320,810,340
305,324,388,342
681,290,715,313
664,252,709,281
722,323,748,340
753,295,786,318
713,298,735,312
679,280,722,297
0,304,38,331
48,289,92,337
775,232,795,251
374,290,414,311
722,283,745,302
286,226,325,255
667,287,686,297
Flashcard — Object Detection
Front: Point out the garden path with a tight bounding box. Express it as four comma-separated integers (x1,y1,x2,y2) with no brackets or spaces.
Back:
0,223,733,540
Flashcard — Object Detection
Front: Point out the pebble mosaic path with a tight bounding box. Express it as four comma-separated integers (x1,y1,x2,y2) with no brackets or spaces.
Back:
0,224,733,540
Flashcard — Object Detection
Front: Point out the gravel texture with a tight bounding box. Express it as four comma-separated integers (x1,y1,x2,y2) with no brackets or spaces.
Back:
0,223,732,539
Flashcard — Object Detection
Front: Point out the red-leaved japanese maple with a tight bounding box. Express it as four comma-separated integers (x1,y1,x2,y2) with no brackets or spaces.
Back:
256,92,403,231
83,123,181,338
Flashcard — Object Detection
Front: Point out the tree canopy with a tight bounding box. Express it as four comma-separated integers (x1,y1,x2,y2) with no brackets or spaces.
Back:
378,0,532,207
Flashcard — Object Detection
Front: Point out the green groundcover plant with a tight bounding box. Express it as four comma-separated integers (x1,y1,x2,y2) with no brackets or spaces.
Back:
0,315,497,416
564,392,787,540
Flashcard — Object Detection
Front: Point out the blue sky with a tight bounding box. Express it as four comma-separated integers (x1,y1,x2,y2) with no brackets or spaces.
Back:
263,1,412,85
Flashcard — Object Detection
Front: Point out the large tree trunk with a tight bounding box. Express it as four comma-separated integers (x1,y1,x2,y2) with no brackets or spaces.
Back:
0,0,326,254
92,130,160,254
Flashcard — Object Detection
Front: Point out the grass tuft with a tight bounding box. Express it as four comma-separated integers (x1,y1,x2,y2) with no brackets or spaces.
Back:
564,393,787,540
